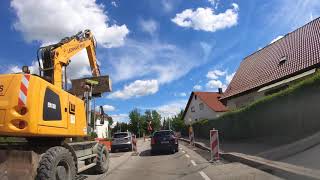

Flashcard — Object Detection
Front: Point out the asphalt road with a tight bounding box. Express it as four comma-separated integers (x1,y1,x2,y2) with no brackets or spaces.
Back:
80,139,281,180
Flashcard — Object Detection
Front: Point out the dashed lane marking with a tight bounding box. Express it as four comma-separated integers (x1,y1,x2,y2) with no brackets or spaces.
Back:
199,171,211,180
182,151,185,153
185,154,190,158
190,160,197,166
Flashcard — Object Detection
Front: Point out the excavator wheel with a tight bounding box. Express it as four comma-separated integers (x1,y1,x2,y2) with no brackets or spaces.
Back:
36,146,76,180
93,143,109,174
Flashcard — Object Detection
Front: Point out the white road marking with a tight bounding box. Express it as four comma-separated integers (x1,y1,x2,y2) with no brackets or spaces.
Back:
185,154,190,158
179,147,182,150
190,160,197,166
199,171,211,180
182,150,185,153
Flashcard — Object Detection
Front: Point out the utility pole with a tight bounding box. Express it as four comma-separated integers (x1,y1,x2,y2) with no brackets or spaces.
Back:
138,121,140,138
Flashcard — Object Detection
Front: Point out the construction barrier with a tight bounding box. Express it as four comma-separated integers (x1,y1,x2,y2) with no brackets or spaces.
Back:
132,135,137,152
210,129,220,161
95,138,111,151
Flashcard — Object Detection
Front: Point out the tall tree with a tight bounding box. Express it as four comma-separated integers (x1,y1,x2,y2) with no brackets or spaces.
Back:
128,108,144,137
151,110,161,131
171,110,185,132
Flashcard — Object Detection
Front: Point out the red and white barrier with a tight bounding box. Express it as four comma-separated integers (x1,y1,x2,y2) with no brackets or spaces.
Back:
132,135,137,152
18,74,30,106
210,129,220,161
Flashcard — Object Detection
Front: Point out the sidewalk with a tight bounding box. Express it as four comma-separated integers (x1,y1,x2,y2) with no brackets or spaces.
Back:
184,136,276,156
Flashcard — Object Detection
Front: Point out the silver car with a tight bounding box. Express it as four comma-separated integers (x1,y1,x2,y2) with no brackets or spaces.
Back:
111,132,132,152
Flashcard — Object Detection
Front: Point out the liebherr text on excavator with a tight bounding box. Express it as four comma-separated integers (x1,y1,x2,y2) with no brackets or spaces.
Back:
0,30,112,180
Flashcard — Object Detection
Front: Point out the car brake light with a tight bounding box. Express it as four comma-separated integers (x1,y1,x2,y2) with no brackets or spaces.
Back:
151,137,156,144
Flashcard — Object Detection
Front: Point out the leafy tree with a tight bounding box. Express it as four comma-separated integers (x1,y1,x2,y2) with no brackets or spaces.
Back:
151,110,161,131
128,108,144,137
111,122,129,134
171,110,185,132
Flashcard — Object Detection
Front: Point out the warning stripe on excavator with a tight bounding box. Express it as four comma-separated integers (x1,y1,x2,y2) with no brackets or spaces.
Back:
18,74,30,106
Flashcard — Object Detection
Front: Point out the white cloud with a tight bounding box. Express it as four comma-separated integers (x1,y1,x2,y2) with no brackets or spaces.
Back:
270,35,284,44
200,42,213,59
208,0,219,9
107,79,159,99
226,72,235,84
111,1,118,7
171,3,239,32
10,0,129,82
206,79,223,89
110,114,128,123
193,85,202,90
155,100,187,118
96,105,116,112
267,0,320,30
139,19,159,36
161,0,174,12
11,0,129,48
8,65,21,73
206,69,226,79
7,61,39,74
106,40,204,84
175,92,187,97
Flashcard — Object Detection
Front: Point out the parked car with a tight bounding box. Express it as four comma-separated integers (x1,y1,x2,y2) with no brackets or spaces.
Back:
151,130,179,154
111,132,132,153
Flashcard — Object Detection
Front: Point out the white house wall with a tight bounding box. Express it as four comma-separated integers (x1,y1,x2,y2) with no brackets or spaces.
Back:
184,95,222,125
95,119,109,138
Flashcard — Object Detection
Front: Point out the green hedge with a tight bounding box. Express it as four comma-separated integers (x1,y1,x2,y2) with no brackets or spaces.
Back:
193,71,320,142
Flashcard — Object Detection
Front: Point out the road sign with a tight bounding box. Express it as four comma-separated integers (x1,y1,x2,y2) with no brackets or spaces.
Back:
210,129,220,161
147,121,152,132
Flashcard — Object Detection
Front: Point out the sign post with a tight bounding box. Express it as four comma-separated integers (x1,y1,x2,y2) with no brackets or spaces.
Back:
189,125,194,146
210,129,220,161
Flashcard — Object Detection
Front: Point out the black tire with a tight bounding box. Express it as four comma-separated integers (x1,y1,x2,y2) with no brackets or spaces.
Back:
171,147,176,154
94,144,109,174
128,145,133,152
36,146,76,180
111,148,115,153
150,149,156,155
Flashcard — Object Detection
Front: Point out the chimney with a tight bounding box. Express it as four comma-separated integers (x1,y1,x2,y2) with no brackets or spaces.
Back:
218,88,223,94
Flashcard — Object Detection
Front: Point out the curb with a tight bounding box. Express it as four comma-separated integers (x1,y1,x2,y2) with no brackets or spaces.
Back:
179,137,320,180
179,138,210,151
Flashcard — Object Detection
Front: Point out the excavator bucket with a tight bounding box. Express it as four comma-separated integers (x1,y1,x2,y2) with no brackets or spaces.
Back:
70,75,112,97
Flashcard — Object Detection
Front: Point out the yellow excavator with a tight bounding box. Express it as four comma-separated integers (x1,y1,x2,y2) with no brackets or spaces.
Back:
0,30,112,180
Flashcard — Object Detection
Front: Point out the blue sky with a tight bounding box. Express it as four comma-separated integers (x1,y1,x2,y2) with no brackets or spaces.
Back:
0,0,319,123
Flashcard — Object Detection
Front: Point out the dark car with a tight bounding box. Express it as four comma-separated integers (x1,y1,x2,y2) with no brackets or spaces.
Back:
151,130,179,154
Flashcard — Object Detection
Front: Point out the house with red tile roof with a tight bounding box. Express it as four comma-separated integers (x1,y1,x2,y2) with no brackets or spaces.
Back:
182,91,228,124
221,17,320,109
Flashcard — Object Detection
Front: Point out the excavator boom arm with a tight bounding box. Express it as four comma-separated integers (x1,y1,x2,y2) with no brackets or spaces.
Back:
39,30,100,88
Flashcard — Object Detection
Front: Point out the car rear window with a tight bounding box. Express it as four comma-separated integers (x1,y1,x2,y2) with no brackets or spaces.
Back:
153,131,174,137
113,133,128,138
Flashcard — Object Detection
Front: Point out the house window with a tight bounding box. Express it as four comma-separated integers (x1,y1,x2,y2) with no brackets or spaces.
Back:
191,106,195,112
199,103,204,110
